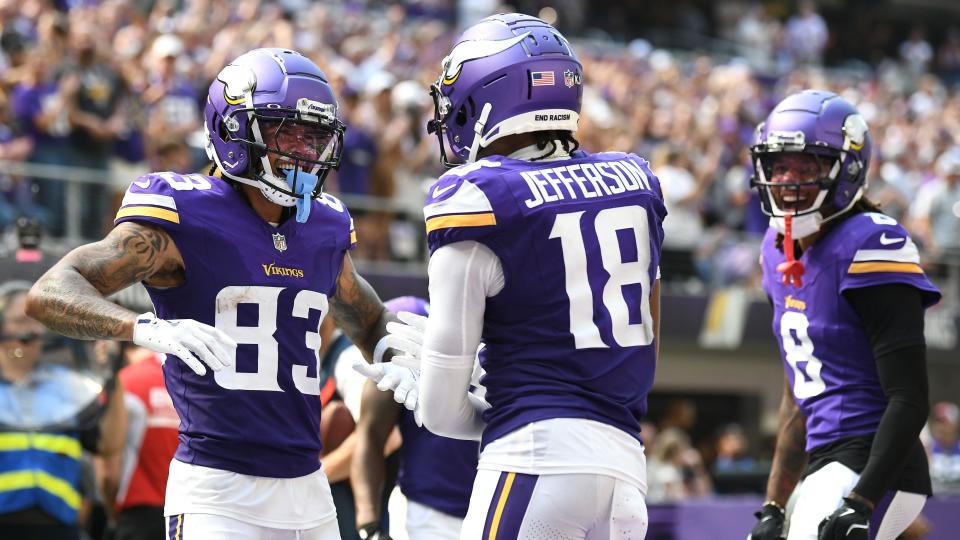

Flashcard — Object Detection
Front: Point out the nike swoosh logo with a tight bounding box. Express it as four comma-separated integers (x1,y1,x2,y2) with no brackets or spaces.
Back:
845,523,869,536
879,233,905,245
432,183,457,198
134,179,151,188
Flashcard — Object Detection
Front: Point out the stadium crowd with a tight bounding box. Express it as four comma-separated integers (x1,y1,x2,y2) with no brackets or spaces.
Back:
0,0,958,281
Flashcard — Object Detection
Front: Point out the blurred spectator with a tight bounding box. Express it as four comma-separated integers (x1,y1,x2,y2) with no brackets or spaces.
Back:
646,428,688,503
655,146,704,249
141,34,200,165
735,3,780,72
0,281,126,539
937,27,960,82
61,16,128,237
927,402,960,494
900,27,935,76
713,423,755,473
784,1,828,66
149,139,194,175
97,342,178,540
646,428,713,502
332,88,378,198
910,147,960,258
0,90,36,230
10,48,72,236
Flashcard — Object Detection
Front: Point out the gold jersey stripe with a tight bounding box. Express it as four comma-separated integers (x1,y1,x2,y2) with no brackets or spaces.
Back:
426,212,496,233
848,261,923,274
115,206,181,224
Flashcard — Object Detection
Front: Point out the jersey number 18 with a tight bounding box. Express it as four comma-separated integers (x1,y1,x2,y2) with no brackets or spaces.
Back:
550,205,654,349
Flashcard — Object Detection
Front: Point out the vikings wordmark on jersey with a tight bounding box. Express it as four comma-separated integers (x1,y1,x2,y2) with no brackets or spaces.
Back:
424,151,667,450
115,172,356,478
760,212,940,451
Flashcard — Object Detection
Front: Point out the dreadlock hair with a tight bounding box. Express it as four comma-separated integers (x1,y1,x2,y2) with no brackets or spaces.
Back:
775,196,884,254
530,130,580,162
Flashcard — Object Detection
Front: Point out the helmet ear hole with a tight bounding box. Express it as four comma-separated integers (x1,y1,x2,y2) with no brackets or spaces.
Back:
455,105,468,127
218,119,230,142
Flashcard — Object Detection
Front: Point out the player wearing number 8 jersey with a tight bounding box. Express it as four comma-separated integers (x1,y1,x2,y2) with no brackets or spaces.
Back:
26,49,396,539
748,90,941,540
413,14,665,539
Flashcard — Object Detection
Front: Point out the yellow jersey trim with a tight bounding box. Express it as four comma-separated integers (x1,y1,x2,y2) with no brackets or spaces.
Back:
115,206,181,224
426,212,497,234
848,261,923,274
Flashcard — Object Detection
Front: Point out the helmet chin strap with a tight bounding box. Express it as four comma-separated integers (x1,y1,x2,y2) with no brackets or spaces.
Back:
466,103,493,164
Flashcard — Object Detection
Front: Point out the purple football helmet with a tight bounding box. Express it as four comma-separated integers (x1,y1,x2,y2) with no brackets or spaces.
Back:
427,13,583,166
204,48,345,205
750,90,871,237
384,296,430,318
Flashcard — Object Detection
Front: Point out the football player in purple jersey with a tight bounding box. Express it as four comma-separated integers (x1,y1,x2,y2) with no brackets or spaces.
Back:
26,48,396,539
371,13,666,539
747,90,941,540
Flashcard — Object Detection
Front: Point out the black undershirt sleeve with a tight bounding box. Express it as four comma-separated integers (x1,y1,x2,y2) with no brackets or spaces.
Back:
842,283,930,504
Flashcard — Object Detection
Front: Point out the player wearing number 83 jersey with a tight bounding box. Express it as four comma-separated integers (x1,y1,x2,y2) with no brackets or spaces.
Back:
115,172,353,477
414,13,666,539
27,48,396,540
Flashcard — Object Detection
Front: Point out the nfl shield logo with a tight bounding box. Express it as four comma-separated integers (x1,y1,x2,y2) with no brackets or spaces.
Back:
564,70,576,88
272,232,287,252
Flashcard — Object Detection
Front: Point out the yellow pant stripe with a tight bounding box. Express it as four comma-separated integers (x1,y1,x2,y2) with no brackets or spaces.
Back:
488,472,516,540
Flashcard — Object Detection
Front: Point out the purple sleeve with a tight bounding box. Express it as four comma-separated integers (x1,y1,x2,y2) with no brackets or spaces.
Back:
837,216,941,308
424,173,500,255
113,173,185,233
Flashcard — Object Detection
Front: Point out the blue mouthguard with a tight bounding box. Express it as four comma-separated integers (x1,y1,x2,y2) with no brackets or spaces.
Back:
285,169,319,223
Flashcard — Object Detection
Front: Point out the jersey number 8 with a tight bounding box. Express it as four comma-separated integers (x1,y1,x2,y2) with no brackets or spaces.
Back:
779,311,826,399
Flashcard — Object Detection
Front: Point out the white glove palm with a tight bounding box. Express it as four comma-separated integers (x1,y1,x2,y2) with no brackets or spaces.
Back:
132,312,236,376
353,311,427,422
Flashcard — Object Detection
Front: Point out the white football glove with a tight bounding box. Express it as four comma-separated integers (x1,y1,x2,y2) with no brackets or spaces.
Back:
375,311,427,368
132,312,236,376
353,360,421,411
353,311,427,422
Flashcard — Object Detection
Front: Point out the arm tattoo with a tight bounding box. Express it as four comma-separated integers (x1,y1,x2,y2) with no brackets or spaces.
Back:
329,254,396,361
765,375,809,505
26,223,183,340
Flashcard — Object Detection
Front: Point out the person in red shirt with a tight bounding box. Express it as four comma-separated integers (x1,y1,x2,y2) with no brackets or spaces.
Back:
98,342,179,540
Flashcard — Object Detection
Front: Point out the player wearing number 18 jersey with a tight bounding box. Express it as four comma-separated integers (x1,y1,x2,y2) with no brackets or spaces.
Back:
27,49,395,539
748,91,941,540
414,14,665,539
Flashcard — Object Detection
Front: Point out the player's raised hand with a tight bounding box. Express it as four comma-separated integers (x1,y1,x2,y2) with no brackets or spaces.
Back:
373,310,427,368
132,312,236,376
747,502,785,540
